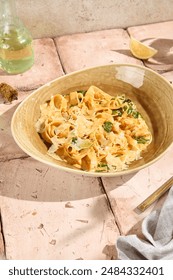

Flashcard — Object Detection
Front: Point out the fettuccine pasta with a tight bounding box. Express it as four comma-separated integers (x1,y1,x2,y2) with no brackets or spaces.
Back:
36,86,152,172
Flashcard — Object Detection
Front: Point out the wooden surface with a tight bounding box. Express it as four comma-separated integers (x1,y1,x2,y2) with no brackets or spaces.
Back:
0,21,173,260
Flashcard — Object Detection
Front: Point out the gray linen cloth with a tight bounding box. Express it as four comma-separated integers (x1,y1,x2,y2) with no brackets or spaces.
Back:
116,187,173,260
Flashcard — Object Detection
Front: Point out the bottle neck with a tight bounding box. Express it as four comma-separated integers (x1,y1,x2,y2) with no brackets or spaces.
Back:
0,0,17,19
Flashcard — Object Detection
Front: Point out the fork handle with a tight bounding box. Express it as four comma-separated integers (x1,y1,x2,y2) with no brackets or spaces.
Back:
137,176,173,212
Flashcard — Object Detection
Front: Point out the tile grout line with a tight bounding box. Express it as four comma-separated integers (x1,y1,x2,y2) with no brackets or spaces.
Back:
126,27,131,37
52,38,66,75
98,177,123,235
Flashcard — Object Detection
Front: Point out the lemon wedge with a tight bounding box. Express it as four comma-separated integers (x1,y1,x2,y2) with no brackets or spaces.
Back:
129,36,158,60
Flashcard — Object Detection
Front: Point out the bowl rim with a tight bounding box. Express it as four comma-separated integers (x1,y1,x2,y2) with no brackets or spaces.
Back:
11,63,173,177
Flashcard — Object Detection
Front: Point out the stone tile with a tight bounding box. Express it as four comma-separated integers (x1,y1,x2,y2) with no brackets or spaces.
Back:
1,197,118,260
128,21,173,40
0,89,35,161
161,71,173,84
102,145,173,235
55,29,142,73
0,157,119,260
0,100,29,161
128,21,173,73
0,38,64,91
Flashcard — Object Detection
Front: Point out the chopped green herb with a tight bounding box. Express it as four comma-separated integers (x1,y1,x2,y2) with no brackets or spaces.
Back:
123,105,128,111
103,121,113,133
134,136,150,144
123,98,132,103
98,163,108,168
132,111,140,118
71,137,78,144
125,105,140,118
127,106,133,115
96,163,109,172
112,108,123,117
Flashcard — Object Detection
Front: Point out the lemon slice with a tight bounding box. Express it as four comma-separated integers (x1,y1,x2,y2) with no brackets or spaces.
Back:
129,36,158,60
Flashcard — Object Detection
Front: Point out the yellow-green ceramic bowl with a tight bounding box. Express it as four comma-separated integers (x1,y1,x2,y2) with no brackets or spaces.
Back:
11,64,173,177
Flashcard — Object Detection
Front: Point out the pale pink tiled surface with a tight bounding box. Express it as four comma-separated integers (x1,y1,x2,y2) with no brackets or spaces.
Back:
1,21,173,260
55,29,142,73
128,21,173,75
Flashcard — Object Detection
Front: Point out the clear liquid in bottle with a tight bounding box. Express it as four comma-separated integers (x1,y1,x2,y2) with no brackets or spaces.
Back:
0,0,34,74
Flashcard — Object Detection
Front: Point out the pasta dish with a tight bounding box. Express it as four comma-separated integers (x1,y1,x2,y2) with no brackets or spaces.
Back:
36,86,152,172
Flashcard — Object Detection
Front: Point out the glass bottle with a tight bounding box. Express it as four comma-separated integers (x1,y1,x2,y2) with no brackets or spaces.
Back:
0,0,34,74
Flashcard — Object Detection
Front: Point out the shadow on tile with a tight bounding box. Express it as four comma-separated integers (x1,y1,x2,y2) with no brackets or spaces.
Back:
142,38,173,72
